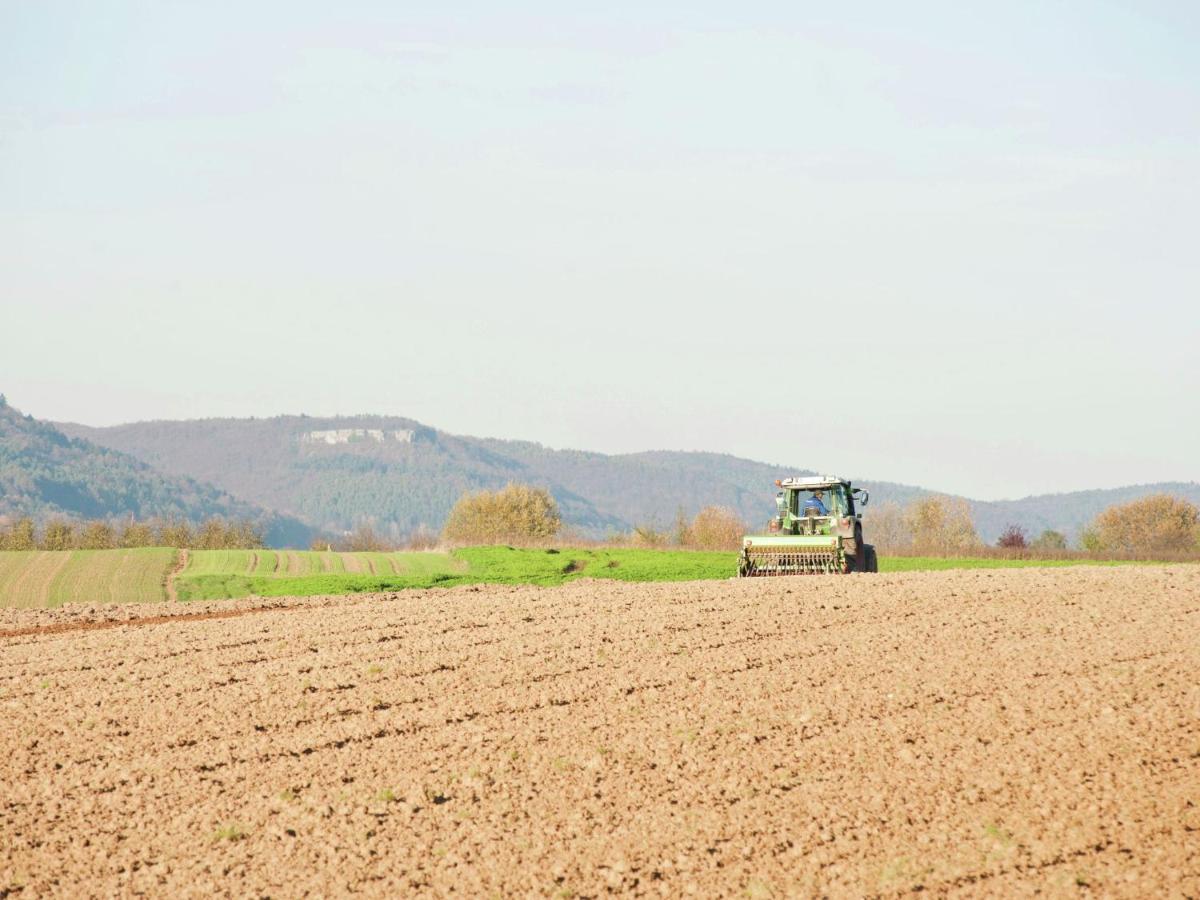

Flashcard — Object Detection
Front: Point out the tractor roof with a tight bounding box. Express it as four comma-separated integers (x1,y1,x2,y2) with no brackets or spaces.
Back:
779,475,849,489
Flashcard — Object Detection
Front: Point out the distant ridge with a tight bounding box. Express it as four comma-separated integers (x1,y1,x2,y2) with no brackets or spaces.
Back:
57,413,1200,544
0,399,313,546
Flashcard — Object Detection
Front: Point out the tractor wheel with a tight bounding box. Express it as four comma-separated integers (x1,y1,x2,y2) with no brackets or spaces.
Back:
863,545,879,573
847,543,865,573
848,525,865,573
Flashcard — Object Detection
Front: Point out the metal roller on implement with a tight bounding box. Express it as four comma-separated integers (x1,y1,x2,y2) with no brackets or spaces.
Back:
737,476,878,576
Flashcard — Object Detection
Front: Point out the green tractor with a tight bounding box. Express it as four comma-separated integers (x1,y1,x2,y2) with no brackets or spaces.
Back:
738,476,878,576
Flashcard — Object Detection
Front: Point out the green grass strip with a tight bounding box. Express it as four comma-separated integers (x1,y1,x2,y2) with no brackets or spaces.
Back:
165,546,1189,602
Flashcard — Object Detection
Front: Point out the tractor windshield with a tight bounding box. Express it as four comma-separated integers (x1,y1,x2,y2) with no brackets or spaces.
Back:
795,485,851,516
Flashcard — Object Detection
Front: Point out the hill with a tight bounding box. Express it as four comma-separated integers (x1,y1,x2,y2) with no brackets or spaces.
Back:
58,415,628,539
59,414,934,540
0,398,313,546
57,412,1198,545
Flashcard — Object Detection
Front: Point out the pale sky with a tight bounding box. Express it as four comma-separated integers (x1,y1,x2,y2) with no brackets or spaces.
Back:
3,1,1198,500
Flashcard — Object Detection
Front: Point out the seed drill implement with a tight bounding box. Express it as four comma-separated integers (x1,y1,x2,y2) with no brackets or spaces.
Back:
738,476,878,576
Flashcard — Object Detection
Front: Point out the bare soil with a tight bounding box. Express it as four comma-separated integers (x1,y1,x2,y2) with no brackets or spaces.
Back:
1,568,1197,897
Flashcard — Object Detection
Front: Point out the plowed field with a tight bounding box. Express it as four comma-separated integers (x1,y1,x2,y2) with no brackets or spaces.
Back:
2,567,1197,897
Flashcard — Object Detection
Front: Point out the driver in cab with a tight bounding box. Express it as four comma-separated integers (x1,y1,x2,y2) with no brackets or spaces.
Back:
803,490,828,515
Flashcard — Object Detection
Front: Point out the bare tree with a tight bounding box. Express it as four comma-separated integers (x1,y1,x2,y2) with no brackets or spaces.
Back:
996,524,1027,549
405,525,439,551
905,496,980,555
866,502,909,554
341,524,391,552
672,506,693,547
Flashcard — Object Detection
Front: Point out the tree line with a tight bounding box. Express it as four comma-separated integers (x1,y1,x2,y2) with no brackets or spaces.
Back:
870,492,1200,557
435,483,1200,557
0,517,265,551
4,484,1195,558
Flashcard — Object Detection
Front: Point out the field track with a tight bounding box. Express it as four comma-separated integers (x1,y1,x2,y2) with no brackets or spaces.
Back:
1,567,1197,897
165,548,189,602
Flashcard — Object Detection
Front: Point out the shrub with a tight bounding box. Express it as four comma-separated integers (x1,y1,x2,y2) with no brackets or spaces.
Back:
442,483,561,545
120,521,156,548
40,519,77,551
1030,529,1067,551
1078,526,1101,552
156,520,194,548
687,506,745,551
195,518,231,550
78,520,116,549
0,517,36,550
225,520,264,549
905,495,980,555
1084,494,1200,555
631,524,669,548
996,524,1027,549
190,518,264,550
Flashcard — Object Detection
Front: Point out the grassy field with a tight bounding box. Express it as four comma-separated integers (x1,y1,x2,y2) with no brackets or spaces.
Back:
175,549,469,600
181,549,458,578
0,548,177,607
177,547,1167,600
0,546,1179,607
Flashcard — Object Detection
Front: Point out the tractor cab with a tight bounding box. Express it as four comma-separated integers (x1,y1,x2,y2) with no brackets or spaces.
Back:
771,477,863,536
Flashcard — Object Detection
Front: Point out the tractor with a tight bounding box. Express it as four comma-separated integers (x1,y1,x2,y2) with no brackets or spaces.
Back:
737,476,878,576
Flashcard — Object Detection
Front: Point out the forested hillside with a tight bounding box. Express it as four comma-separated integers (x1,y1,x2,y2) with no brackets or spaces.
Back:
59,415,628,539
58,414,944,540
0,398,312,546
